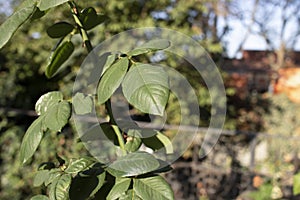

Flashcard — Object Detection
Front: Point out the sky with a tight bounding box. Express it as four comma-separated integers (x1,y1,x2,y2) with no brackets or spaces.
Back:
223,0,300,58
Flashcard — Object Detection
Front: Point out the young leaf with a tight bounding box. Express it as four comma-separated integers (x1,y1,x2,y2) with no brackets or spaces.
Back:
35,91,63,115
106,152,160,177
44,101,71,132
30,195,49,200
119,189,142,200
97,57,129,104
133,176,174,200
30,6,46,21
127,39,170,56
0,5,35,49
20,116,44,164
38,0,69,11
80,7,107,30
122,63,169,116
72,93,93,115
142,131,173,154
107,178,131,200
65,157,95,174
46,41,74,78
47,22,74,38
55,174,72,200
125,130,142,152
33,170,50,187
294,173,300,195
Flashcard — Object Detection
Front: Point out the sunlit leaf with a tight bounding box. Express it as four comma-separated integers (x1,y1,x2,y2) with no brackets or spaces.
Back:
107,152,160,177
119,189,142,200
38,0,69,11
72,93,93,115
55,174,72,200
47,22,74,38
33,170,49,187
30,195,49,200
0,4,35,49
45,169,61,186
122,63,169,116
44,101,71,132
133,176,174,200
97,57,129,104
127,39,170,56
20,116,44,164
46,41,74,78
35,91,63,115
294,173,300,195
107,177,131,200
49,175,60,200
65,157,95,174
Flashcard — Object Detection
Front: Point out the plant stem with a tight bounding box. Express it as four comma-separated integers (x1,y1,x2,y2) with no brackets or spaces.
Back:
69,1,126,154
68,1,93,52
112,125,127,156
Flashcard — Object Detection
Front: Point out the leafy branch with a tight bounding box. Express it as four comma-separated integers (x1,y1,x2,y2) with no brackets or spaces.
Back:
0,0,175,199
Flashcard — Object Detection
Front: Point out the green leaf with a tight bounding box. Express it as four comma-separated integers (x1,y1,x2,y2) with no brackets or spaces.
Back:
0,4,35,49
294,173,300,195
38,162,56,170
30,6,46,21
55,174,72,200
80,123,118,145
30,195,49,200
142,131,173,154
47,22,74,38
45,169,61,186
38,0,69,11
119,189,142,200
87,53,116,85
122,63,169,116
33,170,50,187
107,178,131,200
72,93,93,115
49,175,60,200
125,130,142,152
44,101,71,132
65,157,95,174
127,39,170,56
80,7,107,30
20,116,44,164
46,41,74,78
107,152,160,177
97,57,129,104
90,172,107,198
133,176,174,200
69,172,106,200
35,91,63,115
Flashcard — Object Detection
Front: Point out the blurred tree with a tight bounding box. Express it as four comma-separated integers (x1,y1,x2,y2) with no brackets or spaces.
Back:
233,0,300,69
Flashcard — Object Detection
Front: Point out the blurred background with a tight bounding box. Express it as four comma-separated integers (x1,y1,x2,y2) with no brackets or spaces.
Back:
1,0,300,199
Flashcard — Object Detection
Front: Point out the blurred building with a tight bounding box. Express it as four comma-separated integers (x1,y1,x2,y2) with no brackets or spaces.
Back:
221,50,300,102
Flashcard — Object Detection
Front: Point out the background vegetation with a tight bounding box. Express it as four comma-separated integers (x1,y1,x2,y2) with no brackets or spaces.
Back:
1,0,300,199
